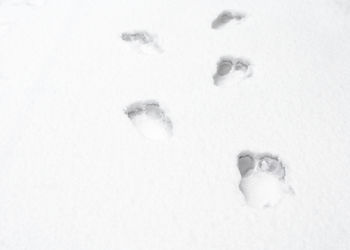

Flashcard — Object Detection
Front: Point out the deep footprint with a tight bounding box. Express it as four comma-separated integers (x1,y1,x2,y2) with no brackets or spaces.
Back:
121,31,162,54
211,10,245,29
237,151,293,208
125,100,173,141
213,56,252,86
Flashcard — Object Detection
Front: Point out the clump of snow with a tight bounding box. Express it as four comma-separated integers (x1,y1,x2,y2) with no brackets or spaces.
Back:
211,10,245,29
125,100,173,141
238,152,293,208
213,56,252,86
121,31,162,54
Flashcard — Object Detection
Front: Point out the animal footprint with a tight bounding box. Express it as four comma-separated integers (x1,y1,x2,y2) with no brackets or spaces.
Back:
213,56,252,87
121,31,162,54
211,10,245,29
125,100,173,141
238,152,293,208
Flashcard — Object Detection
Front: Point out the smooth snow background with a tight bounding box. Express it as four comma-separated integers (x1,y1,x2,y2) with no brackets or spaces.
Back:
1,0,350,249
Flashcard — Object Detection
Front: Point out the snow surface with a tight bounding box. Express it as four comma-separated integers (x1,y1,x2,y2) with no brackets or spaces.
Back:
1,0,350,249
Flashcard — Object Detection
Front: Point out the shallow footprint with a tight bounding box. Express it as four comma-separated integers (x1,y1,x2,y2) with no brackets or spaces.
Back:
237,151,293,209
121,31,162,54
213,56,252,87
211,10,245,29
125,100,172,141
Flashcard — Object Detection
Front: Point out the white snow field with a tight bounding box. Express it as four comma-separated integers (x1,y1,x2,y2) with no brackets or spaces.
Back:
1,0,350,249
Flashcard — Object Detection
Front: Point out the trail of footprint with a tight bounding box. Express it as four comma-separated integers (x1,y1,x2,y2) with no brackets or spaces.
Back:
211,10,245,29
121,31,162,54
238,151,294,208
125,100,173,141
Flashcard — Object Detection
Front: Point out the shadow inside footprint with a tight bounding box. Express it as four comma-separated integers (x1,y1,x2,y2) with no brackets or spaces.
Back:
121,31,154,44
121,31,162,53
237,151,292,208
125,100,172,141
213,56,252,86
238,152,255,177
257,154,286,180
211,10,245,29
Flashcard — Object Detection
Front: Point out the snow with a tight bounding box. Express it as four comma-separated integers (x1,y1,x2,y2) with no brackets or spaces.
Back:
238,152,293,209
121,31,163,54
211,10,246,30
125,100,173,141
213,56,252,87
239,171,291,208
1,0,350,249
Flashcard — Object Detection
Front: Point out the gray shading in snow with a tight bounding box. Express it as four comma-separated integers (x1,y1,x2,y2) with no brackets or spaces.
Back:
125,100,173,141
121,31,162,53
238,153,255,177
237,151,293,208
213,56,252,86
211,10,245,29
257,154,286,180
238,152,286,180
121,31,154,44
